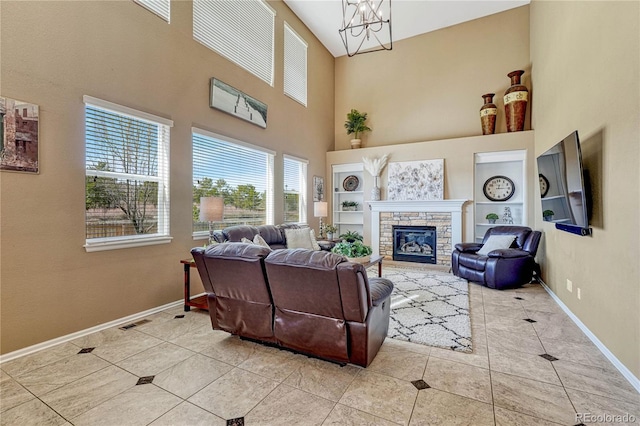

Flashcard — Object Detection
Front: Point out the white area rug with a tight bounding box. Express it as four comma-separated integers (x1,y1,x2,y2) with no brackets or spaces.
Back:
372,266,472,352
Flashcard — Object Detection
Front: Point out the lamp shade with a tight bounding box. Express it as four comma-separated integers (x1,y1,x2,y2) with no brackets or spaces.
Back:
314,201,328,218
199,197,224,222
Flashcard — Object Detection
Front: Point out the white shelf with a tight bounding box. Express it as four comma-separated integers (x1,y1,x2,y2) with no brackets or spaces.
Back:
332,163,364,238
334,191,363,195
335,222,363,225
541,195,565,201
475,201,523,205
334,210,362,213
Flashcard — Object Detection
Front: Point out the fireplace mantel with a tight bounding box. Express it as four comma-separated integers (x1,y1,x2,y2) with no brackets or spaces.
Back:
367,199,468,258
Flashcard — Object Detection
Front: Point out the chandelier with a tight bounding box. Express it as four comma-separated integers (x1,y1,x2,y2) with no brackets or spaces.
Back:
339,0,392,57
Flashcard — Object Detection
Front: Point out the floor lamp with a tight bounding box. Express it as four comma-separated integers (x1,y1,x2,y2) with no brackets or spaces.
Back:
314,201,328,238
199,197,224,245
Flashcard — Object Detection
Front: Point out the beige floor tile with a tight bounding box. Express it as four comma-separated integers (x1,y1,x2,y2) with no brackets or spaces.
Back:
283,356,361,402
339,370,418,425
137,310,211,341
488,346,561,385
71,327,163,363
423,357,492,404
188,367,279,419
39,365,137,419
149,401,226,426
409,388,494,425
237,345,305,382
566,388,640,425
199,334,263,366
169,325,226,352
115,342,195,377
484,315,539,338
367,349,428,382
540,337,615,370
482,302,528,319
0,398,70,426
486,328,545,355
532,315,592,345
71,382,181,425
494,406,563,425
0,376,34,413
153,353,233,399
245,384,335,425
15,353,110,397
554,360,640,404
379,338,432,356
491,371,576,424
322,404,399,426
429,345,489,369
1,342,81,377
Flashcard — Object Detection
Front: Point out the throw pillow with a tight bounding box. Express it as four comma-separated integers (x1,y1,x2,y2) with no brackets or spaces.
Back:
284,227,316,250
241,237,254,245
477,235,516,256
253,234,272,250
309,229,321,251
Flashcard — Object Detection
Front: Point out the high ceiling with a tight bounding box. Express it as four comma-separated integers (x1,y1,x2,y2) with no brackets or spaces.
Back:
283,0,530,57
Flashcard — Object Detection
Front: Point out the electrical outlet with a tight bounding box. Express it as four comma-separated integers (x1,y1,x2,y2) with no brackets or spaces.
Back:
567,279,573,292
577,288,581,300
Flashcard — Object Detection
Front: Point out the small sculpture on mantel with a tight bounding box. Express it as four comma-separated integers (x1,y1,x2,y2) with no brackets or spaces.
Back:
502,206,514,224
363,154,389,201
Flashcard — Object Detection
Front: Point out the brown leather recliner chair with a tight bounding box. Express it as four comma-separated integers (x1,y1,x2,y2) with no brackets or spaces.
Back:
264,249,394,367
191,243,276,343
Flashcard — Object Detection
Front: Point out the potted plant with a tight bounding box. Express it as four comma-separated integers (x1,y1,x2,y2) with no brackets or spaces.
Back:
344,109,371,149
486,213,499,224
322,224,338,240
341,200,359,211
338,230,363,243
543,209,555,222
331,240,373,263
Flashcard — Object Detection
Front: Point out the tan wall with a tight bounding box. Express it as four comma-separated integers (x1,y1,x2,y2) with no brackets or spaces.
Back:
326,131,535,245
0,0,334,354
530,1,639,378
334,6,531,150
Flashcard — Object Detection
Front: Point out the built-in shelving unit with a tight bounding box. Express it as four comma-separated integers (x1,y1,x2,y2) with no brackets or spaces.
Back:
332,163,364,238
474,150,527,242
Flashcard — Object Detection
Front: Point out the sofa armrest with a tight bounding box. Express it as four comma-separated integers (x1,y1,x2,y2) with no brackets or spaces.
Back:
455,242,483,253
369,278,394,306
487,248,531,258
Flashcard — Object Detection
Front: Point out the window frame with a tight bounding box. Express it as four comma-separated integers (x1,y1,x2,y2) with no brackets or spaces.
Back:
283,154,308,224
83,95,173,252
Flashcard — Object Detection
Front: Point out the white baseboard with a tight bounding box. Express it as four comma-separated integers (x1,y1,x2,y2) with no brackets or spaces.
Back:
539,280,640,393
0,298,187,364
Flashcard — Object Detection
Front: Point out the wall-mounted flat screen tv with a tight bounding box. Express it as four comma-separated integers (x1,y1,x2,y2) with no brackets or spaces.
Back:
537,130,591,235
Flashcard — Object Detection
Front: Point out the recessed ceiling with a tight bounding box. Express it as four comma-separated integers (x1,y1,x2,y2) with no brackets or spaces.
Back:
283,0,530,57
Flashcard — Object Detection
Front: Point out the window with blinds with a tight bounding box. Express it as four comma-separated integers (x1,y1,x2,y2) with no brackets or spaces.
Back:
193,129,274,235
284,23,308,106
133,0,170,22
84,96,172,251
193,0,275,86
283,155,308,224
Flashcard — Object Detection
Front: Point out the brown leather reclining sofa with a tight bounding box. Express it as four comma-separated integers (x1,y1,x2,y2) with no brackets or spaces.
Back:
191,243,394,367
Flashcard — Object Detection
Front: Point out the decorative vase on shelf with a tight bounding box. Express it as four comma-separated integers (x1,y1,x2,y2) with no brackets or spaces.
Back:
504,70,528,132
371,176,381,201
479,93,497,135
350,139,362,149
326,232,334,240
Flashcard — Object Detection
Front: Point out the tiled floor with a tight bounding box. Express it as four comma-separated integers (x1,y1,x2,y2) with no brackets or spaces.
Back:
1,271,639,425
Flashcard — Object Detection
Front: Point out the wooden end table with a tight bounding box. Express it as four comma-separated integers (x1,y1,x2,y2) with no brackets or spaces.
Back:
361,254,384,277
180,259,208,312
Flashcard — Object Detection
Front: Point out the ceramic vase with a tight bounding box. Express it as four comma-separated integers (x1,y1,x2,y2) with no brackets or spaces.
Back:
350,138,361,149
371,176,381,201
504,70,528,132
479,93,497,135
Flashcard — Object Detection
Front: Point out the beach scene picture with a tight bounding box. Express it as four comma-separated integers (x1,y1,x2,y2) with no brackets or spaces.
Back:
210,78,267,128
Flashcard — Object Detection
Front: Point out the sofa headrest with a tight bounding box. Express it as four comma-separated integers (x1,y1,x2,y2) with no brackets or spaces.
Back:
266,248,345,270
222,225,259,242
204,242,271,260
484,226,531,249
257,225,284,245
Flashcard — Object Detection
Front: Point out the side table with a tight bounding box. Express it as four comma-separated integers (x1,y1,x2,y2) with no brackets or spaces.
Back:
180,259,208,312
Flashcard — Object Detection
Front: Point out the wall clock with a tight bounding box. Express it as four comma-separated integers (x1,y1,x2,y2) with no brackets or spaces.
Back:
483,175,515,201
539,173,550,198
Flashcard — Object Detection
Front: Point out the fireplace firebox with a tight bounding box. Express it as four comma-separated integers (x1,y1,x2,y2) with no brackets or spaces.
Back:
392,225,437,264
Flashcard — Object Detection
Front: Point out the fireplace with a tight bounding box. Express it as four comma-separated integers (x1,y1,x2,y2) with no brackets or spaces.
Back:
393,225,437,264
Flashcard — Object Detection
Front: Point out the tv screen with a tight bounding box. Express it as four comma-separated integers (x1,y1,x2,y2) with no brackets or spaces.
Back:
537,130,589,231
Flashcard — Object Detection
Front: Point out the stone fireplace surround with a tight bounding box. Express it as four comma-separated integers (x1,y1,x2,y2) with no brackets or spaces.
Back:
367,200,467,266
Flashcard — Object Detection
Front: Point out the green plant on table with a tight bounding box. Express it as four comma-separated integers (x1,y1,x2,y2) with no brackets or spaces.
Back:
331,240,372,258
322,223,338,234
339,230,363,242
341,200,359,208
344,109,371,139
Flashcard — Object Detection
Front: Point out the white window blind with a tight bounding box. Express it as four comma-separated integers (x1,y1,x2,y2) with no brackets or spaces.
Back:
84,96,172,252
193,0,275,86
133,0,170,22
284,22,308,106
193,128,274,235
283,155,308,224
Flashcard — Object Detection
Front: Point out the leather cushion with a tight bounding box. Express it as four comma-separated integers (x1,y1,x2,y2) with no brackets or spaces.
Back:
257,225,283,245
266,248,345,270
223,225,259,242
458,252,488,271
204,241,272,259
369,278,394,306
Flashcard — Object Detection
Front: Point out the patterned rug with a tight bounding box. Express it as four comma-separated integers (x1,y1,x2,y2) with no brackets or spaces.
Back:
370,266,472,352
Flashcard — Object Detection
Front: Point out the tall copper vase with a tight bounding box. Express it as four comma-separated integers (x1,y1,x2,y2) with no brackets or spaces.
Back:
504,70,528,132
479,93,497,135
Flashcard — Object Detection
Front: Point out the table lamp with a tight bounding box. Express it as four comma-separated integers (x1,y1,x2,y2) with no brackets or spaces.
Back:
314,201,328,238
199,197,224,245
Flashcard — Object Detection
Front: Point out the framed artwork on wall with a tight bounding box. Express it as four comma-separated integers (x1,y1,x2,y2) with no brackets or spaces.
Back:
313,176,324,201
387,159,444,201
0,96,39,174
210,78,268,128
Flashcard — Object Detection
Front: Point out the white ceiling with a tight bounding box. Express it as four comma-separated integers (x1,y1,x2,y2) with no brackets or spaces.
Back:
283,0,530,57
